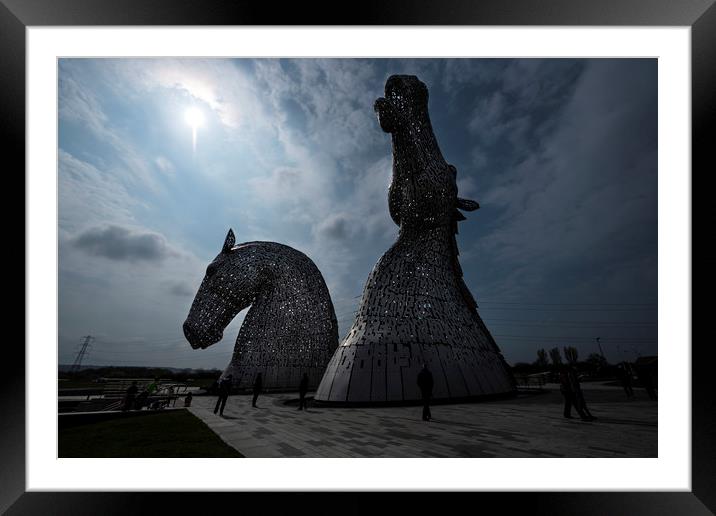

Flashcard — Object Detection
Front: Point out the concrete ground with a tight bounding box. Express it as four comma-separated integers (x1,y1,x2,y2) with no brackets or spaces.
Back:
189,382,657,458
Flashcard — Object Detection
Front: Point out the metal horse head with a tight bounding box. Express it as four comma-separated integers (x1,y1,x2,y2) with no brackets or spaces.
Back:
182,230,339,391
182,229,263,349
374,74,479,231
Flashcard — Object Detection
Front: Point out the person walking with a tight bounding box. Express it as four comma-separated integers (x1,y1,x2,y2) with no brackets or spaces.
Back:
571,368,596,420
561,365,595,421
417,364,434,422
560,365,590,420
616,362,635,398
134,388,150,410
122,381,138,411
298,373,309,411
252,372,263,408
184,391,193,407
213,374,232,416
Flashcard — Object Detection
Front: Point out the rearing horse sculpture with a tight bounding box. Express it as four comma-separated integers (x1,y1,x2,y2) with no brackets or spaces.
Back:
183,229,339,391
315,75,515,404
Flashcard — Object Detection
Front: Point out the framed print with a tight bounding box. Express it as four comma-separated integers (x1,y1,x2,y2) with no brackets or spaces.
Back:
4,0,714,513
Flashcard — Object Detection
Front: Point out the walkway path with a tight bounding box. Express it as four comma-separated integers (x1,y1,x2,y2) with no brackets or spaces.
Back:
189,384,657,458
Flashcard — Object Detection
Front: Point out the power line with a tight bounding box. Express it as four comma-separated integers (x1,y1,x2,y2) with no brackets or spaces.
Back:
478,307,655,312
485,322,657,328
494,333,656,339
476,301,657,306
494,335,656,342
482,317,656,325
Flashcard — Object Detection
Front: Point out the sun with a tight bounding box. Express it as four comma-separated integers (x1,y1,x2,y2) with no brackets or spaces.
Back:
184,106,205,129
184,106,205,152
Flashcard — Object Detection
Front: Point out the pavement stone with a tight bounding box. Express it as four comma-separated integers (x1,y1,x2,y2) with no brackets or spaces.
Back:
188,382,657,458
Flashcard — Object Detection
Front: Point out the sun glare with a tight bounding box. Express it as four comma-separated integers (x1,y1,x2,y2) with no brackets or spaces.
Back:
185,106,205,129
184,107,205,153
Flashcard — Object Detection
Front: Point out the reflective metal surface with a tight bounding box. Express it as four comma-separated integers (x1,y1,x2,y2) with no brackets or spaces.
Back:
316,75,515,403
184,230,339,390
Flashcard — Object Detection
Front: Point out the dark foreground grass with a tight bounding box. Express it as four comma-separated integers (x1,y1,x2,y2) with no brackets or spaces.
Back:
59,409,243,457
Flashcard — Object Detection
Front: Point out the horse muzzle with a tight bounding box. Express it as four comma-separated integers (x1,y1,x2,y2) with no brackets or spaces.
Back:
183,320,222,349
374,97,398,133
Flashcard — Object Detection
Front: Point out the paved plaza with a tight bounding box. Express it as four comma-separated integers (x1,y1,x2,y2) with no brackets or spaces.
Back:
188,382,657,458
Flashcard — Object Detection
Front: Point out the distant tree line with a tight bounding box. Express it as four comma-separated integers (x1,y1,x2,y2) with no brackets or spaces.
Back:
511,346,610,379
59,365,222,383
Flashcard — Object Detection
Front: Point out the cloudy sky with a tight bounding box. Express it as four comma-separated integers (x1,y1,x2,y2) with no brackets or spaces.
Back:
58,58,657,370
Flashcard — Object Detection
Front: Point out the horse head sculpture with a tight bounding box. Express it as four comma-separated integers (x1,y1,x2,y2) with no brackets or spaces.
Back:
183,229,338,390
374,74,480,232
315,75,514,405
183,229,257,349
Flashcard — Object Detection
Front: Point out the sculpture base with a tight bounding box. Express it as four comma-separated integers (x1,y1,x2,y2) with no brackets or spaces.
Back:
315,339,515,405
222,363,326,393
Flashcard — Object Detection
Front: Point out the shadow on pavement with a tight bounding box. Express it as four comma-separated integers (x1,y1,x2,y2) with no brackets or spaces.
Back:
591,417,657,427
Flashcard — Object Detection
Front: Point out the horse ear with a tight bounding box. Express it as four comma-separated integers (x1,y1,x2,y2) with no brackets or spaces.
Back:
449,165,480,212
222,228,235,254
457,198,480,212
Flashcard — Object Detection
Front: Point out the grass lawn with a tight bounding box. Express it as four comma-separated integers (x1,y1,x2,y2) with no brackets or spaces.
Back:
59,409,243,457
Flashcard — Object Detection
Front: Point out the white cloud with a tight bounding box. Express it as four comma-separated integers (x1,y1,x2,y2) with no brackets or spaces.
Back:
58,149,136,238
59,72,108,135
154,156,174,174
109,58,271,134
59,64,161,192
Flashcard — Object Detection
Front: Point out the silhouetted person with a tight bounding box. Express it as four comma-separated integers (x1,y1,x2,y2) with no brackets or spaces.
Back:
625,362,636,396
252,373,263,408
417,364,434,421
616,362,634,398
123,381,138,411
636,364,657,400
214,374,232,416
298,373,309,410
559,366,593,421
571,368,595,420
184,391,193,407
134,389,150,410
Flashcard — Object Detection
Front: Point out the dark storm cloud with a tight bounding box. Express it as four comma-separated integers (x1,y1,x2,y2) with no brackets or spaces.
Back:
72,225,176,262
465,59,585,164
479,60,657,281
445,59,658,362
315,213,352,241
166,281,195,297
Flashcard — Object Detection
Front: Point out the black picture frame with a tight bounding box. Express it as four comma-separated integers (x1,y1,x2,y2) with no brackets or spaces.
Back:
4,0,713,513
